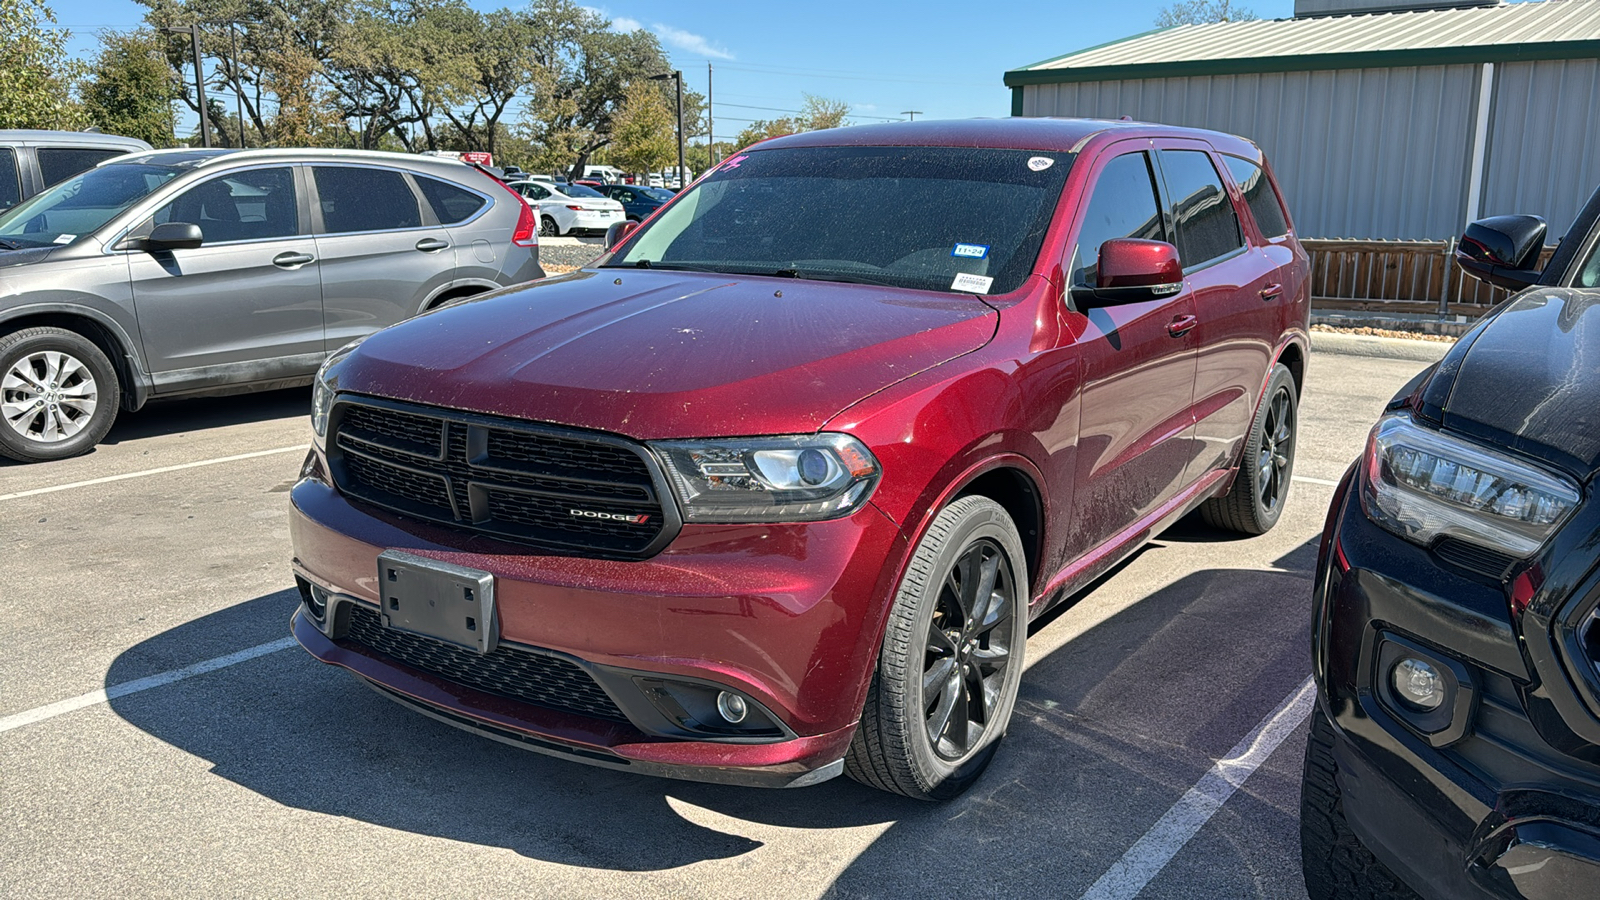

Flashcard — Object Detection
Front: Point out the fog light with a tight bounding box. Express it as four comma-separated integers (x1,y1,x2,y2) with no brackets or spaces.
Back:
1392,657,1444,711
716,691,748,724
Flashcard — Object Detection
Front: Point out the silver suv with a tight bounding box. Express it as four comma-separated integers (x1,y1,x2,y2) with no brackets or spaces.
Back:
0,148,542,462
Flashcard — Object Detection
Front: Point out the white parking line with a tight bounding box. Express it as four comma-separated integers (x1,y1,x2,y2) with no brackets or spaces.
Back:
0,445,308,503
1078,676,1316,900
0,637,298,734
1292,474,1341,486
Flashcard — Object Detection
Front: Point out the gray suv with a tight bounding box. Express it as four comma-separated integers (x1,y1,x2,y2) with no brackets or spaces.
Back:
0,148,542,462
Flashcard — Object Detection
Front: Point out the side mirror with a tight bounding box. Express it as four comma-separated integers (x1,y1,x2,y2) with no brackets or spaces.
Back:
1456,214,1546,291
604,219,639,250
147,222,204,251
1074,238,1184,307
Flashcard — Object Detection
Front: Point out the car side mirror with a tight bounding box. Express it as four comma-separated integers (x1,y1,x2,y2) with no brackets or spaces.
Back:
605,219,639,250
1456,214,1546,291
146,222,204,251
1073,238,1184,308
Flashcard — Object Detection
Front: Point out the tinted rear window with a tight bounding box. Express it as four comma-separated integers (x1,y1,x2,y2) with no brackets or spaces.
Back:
38,148,126,188
1579,241,1600,289
564,184,605,199
313,166,421,233
1223,156,1290,239
0,148,19,213
1160,150,1243,269
416,176,486,224
613,146,1074,295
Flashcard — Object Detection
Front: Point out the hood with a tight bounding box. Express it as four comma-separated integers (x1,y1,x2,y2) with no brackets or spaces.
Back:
1422,287,1600,477
0,246,56,269
337,269,997,439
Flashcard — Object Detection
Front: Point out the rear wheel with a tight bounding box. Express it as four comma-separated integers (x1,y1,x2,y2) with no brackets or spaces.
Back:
0,327,120,462
539,215,559,237
845,496,1028,800
1201,363,1297,535
1301,701,1421,900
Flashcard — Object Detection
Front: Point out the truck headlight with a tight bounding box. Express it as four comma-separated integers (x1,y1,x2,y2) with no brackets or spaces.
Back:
311,337,366,442
1361,415,1580,558
651,434,880,523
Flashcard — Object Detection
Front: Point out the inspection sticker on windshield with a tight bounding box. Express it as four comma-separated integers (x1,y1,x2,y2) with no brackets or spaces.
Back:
52,234,75,244
952,243,989,259
951,272,994,294
1027,156,1055,171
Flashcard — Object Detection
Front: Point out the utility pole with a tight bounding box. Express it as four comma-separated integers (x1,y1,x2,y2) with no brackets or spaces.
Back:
707,62,715,164
901,110,923,122
650,70,686,188
161,24,212,147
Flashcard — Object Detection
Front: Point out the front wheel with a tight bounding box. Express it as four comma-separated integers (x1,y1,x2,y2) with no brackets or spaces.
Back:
845,495,1029,800
1200,363,1298,535
0,327,121,463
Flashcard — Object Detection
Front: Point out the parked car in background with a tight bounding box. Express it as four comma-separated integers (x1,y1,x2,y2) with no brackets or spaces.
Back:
289,118,1310,799
507,180,625,236
1303,185,1600,900
0,148,541,462
0,130,151,216
598,183,674,221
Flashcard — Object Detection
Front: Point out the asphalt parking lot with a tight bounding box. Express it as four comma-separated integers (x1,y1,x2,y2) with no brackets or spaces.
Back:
1,349,1432,899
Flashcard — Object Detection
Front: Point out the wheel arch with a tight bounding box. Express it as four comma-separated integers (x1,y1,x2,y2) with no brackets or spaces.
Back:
421,279,499,312
0,305,149,410
895,453,1049,598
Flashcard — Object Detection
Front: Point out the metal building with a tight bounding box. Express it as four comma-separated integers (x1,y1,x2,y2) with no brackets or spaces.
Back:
1005,0,1600,241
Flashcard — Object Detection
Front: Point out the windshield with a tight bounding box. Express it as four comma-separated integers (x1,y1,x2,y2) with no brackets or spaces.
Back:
1579,238,1600,289
563,184,605,199
609,146,1074,295
0,163,182,248
638,187,675,201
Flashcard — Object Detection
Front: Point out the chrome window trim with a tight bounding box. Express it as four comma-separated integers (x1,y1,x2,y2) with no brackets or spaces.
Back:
307,162,494,236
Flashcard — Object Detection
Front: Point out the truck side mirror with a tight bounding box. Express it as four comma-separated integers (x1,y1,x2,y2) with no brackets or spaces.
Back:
1456,215,1546,291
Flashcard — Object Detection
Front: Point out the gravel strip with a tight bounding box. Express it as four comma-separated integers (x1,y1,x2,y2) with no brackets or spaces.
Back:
539,243,606,274
1310,323,1457,343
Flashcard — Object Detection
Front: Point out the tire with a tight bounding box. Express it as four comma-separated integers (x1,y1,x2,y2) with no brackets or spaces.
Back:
1201,363,1298,535
539,216,559,237
845,495,1029,800
0,326,120,463
1301,701,1422,900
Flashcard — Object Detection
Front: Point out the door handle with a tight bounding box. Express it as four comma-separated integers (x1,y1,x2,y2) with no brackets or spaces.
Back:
272,252,315,268
1260,283,1284,302
415,238,450,252
1167,314,1198,337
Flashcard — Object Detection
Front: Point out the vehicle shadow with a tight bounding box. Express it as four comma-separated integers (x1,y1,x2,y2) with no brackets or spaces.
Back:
105,536,1316,886
100,387,312,445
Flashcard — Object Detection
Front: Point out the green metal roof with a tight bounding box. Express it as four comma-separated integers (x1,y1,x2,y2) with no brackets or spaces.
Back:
1005,0,1600,86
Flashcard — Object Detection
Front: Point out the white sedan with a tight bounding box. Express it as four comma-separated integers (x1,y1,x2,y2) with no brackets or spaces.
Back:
508,181,626,236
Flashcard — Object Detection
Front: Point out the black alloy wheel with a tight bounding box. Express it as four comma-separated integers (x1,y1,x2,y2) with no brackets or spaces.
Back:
1200,363,1299,535
1256,383,1296,515
924,537,1017,760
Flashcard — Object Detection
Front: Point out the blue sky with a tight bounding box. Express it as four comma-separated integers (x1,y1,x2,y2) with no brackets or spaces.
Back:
58,0,1298,139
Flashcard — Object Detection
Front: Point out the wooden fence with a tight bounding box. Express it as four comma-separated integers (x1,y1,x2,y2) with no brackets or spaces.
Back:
1302,239,1556,318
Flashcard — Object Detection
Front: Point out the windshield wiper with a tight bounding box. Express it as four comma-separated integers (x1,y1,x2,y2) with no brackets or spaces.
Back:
0,238,22,251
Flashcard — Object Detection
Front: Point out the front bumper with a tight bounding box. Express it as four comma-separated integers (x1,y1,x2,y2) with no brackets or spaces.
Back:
1314,468,1600,899
288,470,908,787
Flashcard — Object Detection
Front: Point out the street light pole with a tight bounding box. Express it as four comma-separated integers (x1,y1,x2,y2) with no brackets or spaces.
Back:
229,23,245,148
649,71,686,187
161,24,212,148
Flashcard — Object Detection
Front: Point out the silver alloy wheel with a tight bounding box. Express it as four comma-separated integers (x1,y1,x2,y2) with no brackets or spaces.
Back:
2,350,98,443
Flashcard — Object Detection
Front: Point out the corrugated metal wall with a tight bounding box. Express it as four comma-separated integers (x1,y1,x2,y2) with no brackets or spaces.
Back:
1022,65,1486,240
1480,59,1600,237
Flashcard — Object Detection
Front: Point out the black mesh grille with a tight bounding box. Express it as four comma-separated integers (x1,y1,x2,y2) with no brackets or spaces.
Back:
330,399,669,557
1434,538,1517,579
343,604,629,723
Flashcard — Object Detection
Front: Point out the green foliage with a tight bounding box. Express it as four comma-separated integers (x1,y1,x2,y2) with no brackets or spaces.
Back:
734,94,850,150
0,0,87,130
1155,0,1258,27
81,30,179,146
609,81,675,175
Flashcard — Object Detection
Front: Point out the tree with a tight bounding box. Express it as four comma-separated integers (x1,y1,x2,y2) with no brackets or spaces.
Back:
733,95,851,150
0,0,87,130
81,29,179,146
609,80,675,175
1156,0,1258,27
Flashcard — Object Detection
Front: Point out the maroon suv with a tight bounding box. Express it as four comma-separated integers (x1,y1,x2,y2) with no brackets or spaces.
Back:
289,119,1310,799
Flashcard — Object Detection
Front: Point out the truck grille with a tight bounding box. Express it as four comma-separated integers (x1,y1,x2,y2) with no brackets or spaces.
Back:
343,604,630,724
328,398,674,558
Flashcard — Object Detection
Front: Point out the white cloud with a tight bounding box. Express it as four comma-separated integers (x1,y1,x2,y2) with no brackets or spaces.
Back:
611,15,643,30
650,23,735,60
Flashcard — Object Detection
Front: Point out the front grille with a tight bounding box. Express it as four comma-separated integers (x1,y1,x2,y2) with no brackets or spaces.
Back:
329,398,672,557
343,604,630,723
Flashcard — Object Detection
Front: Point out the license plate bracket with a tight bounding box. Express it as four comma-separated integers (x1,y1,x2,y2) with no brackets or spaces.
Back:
375,550,497,654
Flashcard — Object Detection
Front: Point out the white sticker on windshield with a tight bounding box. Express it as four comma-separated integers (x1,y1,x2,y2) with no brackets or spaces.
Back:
52,234,75,244
952,243,989,259
951,272,994,294
1027,156,1054,171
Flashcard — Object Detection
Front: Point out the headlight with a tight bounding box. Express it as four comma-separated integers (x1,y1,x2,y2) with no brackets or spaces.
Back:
311,337,367,441
1361,415,1580,557
651,434,880,523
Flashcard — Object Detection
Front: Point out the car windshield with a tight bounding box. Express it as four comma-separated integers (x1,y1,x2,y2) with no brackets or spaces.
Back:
638,187,675,201
1579,237,1600,289
563,184,605,199
609,145,1074,295
0,162,183,248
